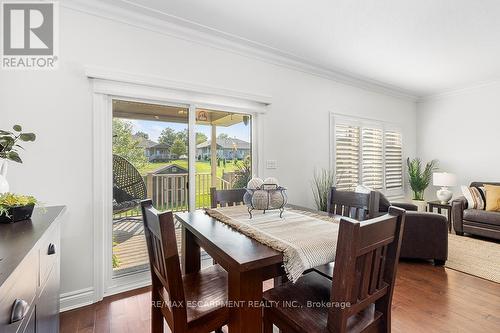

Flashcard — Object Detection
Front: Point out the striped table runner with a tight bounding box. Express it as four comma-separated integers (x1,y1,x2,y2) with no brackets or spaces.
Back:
205,206,340,282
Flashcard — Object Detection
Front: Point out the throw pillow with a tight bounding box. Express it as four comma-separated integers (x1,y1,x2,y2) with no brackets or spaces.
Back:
478,186,486,202
484,184,500,212
461,185,485,210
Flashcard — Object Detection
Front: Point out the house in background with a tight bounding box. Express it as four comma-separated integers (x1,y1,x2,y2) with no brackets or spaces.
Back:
145,143,171,162
134,135,171,162
196,137,250,160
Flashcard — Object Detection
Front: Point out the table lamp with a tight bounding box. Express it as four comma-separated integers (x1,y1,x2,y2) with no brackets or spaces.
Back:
433,172,457,204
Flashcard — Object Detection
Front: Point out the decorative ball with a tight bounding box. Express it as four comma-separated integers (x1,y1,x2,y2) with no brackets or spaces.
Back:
264,177,279,186
251,190,269,210
269,191,285,209
243,191,252,205
247,177,264,189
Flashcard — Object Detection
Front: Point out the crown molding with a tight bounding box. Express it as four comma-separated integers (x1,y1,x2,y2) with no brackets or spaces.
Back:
62,0,418,101
417,78,500,103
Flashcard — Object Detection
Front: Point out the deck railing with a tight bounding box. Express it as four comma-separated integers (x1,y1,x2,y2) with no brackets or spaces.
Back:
113,172,233,219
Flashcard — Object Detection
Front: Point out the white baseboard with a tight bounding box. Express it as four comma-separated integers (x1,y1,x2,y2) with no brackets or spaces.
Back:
104,276,151,297
59,279,152,313
59,287,95,312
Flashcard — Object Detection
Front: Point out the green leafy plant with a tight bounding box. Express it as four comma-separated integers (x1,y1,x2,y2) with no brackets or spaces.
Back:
406,157,438,201
311,168,337,212
0,124,36,163
112,240,120,269
0,192,38,217
232,156,251,189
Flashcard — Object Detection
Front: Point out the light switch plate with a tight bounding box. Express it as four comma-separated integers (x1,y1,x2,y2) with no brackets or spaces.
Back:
266,160,278,169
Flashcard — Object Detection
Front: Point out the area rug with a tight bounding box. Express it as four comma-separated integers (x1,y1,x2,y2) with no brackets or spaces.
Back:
446,233,500,283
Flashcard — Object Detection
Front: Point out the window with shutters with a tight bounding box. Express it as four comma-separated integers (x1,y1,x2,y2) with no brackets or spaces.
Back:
384,131,403,191
331,115,404,196
334,124,360,191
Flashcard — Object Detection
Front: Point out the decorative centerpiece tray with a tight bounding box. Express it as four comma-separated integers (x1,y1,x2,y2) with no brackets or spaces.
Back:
244,184,287,218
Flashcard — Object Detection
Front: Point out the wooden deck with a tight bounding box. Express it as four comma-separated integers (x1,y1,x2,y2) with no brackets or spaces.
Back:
112,217,210,275
113,218,148,274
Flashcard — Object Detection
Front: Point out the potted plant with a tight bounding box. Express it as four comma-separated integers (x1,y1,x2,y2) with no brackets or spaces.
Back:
0,124,36,193
311,168,337,212
406,157,438,211
0,193,38,223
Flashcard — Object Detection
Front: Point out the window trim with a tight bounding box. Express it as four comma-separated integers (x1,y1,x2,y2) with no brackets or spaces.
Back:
329,112,404,198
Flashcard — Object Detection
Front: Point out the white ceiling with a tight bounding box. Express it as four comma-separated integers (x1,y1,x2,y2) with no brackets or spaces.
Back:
97,0,500,98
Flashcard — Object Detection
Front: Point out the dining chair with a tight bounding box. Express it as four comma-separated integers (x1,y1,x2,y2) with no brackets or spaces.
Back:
141,200,229,333
263,207,406,333
210,187,246,208
327,187,380,220
311,187,381,278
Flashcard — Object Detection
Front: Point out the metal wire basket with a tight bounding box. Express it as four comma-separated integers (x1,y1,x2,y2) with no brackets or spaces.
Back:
244,184,288,218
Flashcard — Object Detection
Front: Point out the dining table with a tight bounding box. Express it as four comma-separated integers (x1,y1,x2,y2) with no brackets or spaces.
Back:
175,205,334,333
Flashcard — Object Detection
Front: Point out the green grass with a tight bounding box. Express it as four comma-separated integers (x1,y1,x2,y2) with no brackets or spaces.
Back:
138,159,239,177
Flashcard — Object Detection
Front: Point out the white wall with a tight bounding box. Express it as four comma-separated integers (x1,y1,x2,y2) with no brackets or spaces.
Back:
0,8,416,306
417,83,500,199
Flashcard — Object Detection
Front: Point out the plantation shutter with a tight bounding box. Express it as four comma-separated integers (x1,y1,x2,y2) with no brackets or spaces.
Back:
333,115,404,196
384,130,403,190
361,127,384,190
334,123,360,191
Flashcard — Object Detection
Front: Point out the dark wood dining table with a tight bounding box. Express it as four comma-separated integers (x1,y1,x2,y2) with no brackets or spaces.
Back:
175,210,288,333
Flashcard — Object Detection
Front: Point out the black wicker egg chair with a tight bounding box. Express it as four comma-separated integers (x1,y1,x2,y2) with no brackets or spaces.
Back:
113,154,147,215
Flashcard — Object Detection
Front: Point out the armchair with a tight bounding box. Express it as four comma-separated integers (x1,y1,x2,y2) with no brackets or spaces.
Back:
379,192,448,265
378,193,418,212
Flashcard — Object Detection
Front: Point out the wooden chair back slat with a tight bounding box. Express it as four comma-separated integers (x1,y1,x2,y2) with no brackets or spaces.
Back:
358,252,372,300
369,247,383,295
328,206,405,332
377,246,388,290
210,187,247,208
141,200,187,329
327,187,379,221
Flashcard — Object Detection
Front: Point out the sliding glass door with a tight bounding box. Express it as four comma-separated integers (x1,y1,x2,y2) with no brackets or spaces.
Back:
111,99,189,278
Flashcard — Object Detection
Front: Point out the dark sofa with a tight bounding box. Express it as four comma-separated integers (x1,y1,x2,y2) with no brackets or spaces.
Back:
452,181,500,240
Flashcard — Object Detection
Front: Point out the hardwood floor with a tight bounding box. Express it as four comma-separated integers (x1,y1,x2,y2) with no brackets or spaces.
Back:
60,261,500,333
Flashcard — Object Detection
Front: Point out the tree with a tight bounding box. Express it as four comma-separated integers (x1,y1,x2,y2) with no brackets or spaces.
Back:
176,128,188,144
170,138,187,157
112,118,147,169
196,132,208,144
217,133,229,139
135,131,149,140
158,127,177,147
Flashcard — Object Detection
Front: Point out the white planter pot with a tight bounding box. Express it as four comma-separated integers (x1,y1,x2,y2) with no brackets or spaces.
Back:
0,159,9,194
412,199,427,212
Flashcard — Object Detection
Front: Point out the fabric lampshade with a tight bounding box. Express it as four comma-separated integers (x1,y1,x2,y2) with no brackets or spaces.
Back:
433,172,457,187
